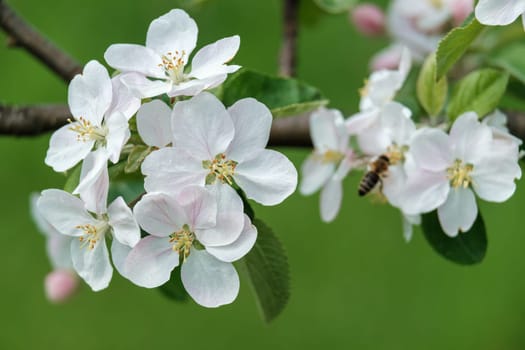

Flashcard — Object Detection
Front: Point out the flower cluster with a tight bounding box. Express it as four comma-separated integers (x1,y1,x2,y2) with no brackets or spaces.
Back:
34,9,297,307
300,49,522,240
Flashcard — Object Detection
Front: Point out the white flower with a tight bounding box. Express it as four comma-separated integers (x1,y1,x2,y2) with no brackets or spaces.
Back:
136,99,174,149
300,108,355,222
124,187,257,308
36,189,140,291
104,9,241,98
142,92,298,206
475,0,525,29
401,112,522,236
45,60,137,173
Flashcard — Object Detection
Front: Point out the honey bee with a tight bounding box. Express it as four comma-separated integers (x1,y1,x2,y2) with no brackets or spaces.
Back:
358,154,390,196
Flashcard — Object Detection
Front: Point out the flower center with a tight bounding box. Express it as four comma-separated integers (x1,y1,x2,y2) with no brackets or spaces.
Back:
76,220,109,250
158,50,187,84
359,79,370,97
447,159,474,188
169,224,195,261
69,117,107,143
202,153,238,185
314,149,344,164
429,0,443,9
386,143,409,165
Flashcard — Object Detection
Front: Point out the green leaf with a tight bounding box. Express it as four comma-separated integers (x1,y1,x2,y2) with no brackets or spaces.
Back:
422,211,487,265
235,188,255,221
447,68,509,120
241,219,290,323
489,44,525,84
220,69,328,118
125,145,152,173
436,18,485,80
395,67,423,121
108,181,144,203
417,53,448,117
157,266,189,302
63,163,82,193
314,0,356,14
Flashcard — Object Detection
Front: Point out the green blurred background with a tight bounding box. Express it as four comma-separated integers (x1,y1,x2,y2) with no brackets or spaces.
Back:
1,0,525,349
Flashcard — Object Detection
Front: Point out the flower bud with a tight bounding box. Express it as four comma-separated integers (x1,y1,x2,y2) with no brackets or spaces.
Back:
451,0,474,26
370,47,402,71
44,269,79,303
350,4,385,37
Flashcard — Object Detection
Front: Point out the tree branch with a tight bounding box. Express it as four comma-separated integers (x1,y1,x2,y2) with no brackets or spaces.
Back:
0,0,82,82
279,0,299,77
0,105,71,136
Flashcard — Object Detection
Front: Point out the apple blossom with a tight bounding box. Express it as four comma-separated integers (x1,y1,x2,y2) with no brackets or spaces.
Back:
475,0,525,29
104,9,241,98
351,4,386,37
44,270,79,303
37,189,140,291
400,112,521,236
124,187,257,307
142,92,298,207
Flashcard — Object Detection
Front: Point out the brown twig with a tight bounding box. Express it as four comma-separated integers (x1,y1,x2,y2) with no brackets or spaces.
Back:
0,0,82,82
279,0,299,77
0,104,71,136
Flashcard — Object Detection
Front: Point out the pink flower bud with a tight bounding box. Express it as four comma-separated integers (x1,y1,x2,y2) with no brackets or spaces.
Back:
351,4,385,37
370,47,402,71
44,269,79,303
451,0,474,26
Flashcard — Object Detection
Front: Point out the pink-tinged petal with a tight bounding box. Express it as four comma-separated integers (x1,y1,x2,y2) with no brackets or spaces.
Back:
68,60,112,125
235,149,298,206
142,148,208,193
108,196,140,247
437,187,478,237
196,184,244,246
206,214,257,262
104,44,165,78
181,249,239,308
37,189,98,237
345,109,379,135
351,3,385,37
70,237,113,291
171,92,234,159
370,45,403,71
320,179,342,222
74,149,109,215
176,186,217,230
133,192,189,237
46,234,73,270
299,155,335,195
136,100,173,148
472,156,520,202
449,112,492,164
105,112,131,163
124,236,179,288
120,72,171,98
189,36,241,79
45,124,94,172
146,9,198,58
357,122,390,156
401,169,450,215
310,107,346,153
44,269,78,303
475,0,525,26
111,239,132,279
451,0,474,26
410,128,452,172
107,75,142,120
227,98,272,162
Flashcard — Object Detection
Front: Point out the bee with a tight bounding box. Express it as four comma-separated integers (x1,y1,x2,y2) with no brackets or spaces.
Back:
358,154,390,196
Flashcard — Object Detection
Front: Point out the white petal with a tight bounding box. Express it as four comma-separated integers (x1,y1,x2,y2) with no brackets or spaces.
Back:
104,44,165,78
449,112,492,164
167,75,228,97
196,184,244,246
437,187,478,237
74,149,109,214
402,213,420,243
171,92,234,160
107,75,142,120
105,112,131,163
134,192,189,237
382,164,406,208
68,60,112,125
111,239,131,279
356,121,391,156
71,237,113,291
45,124,93,172
310,107,346,152
190,35,241,79
410,128,452,172
227,98,272,162
37,189,98,237
299,155,334,195
146,9,198,57
124,236,179,288
401,169,450,215
235,149,298,206
120,72,172,98
181,249,239,308
380,102,414,145
46,234,74,269
475,0,525,25
206,214,257,262
345,109,379,135
320,179,342,222
472,156,520,202
176,186,217,230
136,100,173,148
108,196,140,247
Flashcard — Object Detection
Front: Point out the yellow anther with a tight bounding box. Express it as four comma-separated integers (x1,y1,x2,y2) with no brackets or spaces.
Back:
68,117,106,142
386,144,409,165
447,159,474,188
159,50,187,83
76,223,107,250
169,225,195,261
203,153,238,185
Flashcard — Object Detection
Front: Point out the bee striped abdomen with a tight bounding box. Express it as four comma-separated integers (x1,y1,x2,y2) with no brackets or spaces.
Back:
358,171,380,196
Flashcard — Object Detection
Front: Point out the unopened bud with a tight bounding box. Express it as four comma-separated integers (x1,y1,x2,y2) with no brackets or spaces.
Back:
44,269,79,303
350,4,385,37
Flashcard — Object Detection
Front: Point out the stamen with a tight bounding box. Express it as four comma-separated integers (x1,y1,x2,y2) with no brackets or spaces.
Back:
159,50,187,84
76,222,108,250
203,153,238,185
386,144,409,165
169,224,195,261
68,117,107,142
313,150,344,164
447,159,474,188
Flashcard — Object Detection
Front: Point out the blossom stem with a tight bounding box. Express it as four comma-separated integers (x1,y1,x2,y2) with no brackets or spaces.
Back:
279,0,299,77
